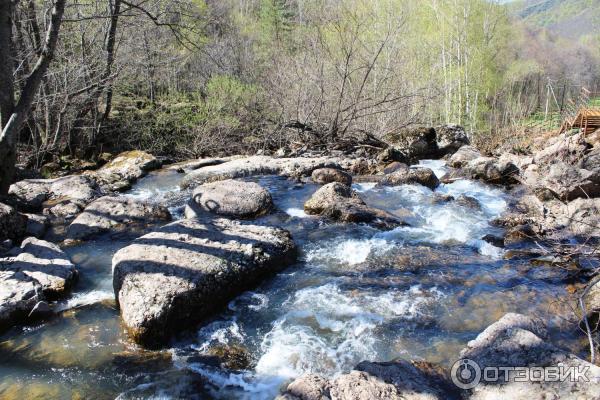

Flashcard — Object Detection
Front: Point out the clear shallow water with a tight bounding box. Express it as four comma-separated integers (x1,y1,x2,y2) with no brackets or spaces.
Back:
0,163,585,399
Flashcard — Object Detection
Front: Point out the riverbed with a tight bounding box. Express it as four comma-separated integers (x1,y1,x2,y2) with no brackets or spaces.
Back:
0,160,585,399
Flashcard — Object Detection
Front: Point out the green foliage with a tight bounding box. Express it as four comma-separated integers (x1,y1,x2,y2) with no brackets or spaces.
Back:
109,76,261,157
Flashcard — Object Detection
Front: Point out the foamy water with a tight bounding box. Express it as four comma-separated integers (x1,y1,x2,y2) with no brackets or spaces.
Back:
4,162,577,400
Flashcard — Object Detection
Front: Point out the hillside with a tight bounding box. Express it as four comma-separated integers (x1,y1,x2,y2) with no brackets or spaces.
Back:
511,0,600,38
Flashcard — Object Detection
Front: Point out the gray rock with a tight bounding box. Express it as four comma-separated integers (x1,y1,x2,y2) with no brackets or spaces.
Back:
540,162,600,201
435,124,469,156
463,157,520,185
0,202,27,242
533,132,589,166
8,179,51,211
67,196,172,240
8,174,104,217
311,168,352,186
455,195,481,211
166,157,233,172
304,183,406,229
579,147,600,171
377,166,440,190
281,360,454,400
180,156,343,189
461,313,600,400
112,218,297,347
384,127,438,162
547,197,600,238
0,238,77,330
448,145,481,168
185,180,273,219
91,150,161,192
383,162,408,174
431,193,455,204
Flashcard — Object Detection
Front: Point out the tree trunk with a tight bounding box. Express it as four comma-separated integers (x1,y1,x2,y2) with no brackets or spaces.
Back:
102,0,122,122
0,0,67,194
0,0,14,128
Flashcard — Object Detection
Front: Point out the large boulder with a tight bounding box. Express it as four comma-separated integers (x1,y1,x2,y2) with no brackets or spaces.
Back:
435,124,469,156
91,150,161,192
112,218,297,347
8,179,51,211
180,156,342,189
539,162,600,201
67,196,172,240
579,147,600,171
185,180,273,219
0,238,78,330
533,132,589,166
384,127,438,163
460,313,600,399
0,203,27,242
280,360,455,400
304,183,406,228
461,157,520,185
377,166,440,190
311,168,352,186
448,145,481,168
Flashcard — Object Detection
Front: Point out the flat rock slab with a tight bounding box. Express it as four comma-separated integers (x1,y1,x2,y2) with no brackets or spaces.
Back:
185,179,273,219
88,150,161,192
0,238,77,330
112,218,297,347
180,156,343,189
67,196,172,240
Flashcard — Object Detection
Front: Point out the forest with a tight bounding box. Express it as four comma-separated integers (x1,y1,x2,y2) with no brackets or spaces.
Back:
1,0,598,193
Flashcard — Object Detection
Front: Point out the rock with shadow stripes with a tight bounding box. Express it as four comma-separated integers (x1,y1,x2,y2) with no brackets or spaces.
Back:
184,179,273,219
0,237,78,331
112,218,297,347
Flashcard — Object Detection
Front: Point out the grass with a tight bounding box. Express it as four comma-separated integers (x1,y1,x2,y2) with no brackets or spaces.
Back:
520,111,562,130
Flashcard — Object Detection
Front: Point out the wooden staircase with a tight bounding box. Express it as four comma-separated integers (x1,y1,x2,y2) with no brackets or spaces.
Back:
560,88,600,134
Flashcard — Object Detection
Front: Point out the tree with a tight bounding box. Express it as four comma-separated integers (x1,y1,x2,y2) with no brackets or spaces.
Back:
0,0,67,194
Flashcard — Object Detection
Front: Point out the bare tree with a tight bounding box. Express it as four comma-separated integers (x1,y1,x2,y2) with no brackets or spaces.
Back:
0,0,67,194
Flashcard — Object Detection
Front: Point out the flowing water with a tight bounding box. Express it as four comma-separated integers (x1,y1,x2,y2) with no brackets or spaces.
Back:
0,161,587,399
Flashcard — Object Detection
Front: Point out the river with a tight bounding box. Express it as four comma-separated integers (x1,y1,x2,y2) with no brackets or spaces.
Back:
0,160,584,399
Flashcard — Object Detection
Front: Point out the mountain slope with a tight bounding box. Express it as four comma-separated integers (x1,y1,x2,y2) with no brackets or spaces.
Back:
510,0,600,39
